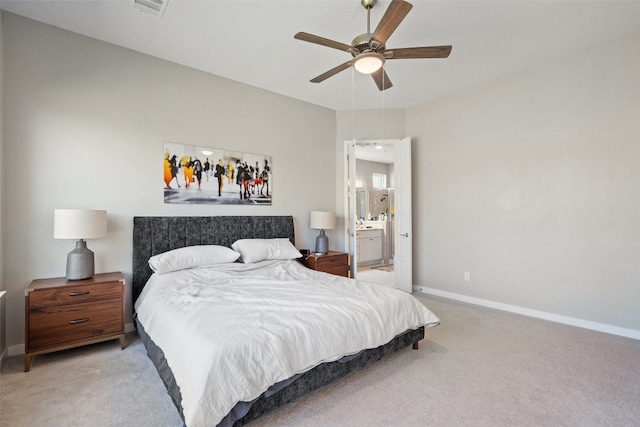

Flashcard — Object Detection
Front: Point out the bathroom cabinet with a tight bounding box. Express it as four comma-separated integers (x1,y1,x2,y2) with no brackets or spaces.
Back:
356,229,383,264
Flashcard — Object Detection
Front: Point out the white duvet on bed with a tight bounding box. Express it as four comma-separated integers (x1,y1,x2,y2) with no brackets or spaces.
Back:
134,259,440,427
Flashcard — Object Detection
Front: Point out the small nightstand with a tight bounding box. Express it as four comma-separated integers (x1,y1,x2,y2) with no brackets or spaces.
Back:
302,251,351,278
24,271,126,372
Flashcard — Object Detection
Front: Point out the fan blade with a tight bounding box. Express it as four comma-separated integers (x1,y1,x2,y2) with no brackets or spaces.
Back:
370,0,413,47
310,61,352,83
371,68,393,91
384,45,452,59
294,32,352,52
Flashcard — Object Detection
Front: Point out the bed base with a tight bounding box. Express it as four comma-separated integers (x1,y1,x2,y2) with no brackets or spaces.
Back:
235,326,424,426
136,315,424,426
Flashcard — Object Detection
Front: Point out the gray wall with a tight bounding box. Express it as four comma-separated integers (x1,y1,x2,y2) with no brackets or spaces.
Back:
1,13,337,352
408,30,640,334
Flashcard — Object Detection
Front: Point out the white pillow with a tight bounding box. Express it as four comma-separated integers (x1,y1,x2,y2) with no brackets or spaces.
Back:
149,245,241,274
231,238,302,263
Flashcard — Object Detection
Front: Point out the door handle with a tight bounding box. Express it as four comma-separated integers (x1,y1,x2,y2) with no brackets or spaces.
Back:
400,233,409,237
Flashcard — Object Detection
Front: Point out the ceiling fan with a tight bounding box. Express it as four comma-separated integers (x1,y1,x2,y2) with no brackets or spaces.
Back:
294,0,452,91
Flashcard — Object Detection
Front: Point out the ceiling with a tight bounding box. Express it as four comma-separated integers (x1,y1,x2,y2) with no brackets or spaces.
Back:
2,0,640,112
355,141,396,164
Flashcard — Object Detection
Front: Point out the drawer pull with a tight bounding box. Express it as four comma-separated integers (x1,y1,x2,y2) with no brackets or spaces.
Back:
69,291,90,297
68,318,89,324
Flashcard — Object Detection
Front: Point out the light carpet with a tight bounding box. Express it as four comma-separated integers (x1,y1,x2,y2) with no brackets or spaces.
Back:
356,269,395,287
1,293,639,426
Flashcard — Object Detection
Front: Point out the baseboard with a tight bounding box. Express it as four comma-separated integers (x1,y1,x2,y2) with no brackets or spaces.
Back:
414,285,640,341
8,343,24,357
7,322,137,357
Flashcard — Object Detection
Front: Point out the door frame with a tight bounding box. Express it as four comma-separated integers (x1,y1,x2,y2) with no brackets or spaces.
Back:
344,138,412,292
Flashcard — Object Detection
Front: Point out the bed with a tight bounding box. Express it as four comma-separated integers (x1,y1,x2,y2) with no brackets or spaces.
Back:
132,216,439,426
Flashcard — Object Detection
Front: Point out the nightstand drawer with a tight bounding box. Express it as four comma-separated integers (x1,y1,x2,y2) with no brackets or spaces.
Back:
28,281,122,309
320,265,350,277
28,299,123,350
314,252,349,268
302,251,350,278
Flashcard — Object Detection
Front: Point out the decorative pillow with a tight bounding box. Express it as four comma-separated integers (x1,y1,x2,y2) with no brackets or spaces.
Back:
149,245,241,274
231,238,302,263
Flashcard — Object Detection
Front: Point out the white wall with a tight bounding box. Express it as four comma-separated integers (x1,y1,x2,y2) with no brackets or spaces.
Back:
2,13,337,350
355,159,392,197
408,31,640,333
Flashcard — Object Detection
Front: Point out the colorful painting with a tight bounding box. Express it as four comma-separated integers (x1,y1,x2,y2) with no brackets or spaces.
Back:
163,142,272,205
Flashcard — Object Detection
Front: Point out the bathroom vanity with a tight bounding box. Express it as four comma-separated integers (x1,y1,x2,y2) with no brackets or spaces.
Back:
356,228,383,265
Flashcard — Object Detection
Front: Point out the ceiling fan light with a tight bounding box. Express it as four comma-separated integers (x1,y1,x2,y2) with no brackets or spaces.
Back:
353,52,385,74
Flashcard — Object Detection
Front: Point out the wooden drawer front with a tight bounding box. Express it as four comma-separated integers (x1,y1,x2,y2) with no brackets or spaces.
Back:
315,253,349,268
28,299,123,350
318,265,350,277
29,281,122,309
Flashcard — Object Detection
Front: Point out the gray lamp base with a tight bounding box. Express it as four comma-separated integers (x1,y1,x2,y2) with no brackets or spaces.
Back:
315,229,329,254
66,239,95,281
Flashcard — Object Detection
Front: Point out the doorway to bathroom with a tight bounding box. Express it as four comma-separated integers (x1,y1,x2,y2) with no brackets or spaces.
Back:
345,138,413,293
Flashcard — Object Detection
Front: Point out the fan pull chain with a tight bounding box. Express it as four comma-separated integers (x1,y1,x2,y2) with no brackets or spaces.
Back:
382,66,386,144
351,67,356,140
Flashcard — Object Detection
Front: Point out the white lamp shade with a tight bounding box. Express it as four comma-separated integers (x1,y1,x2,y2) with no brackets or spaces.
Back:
310,211,336,230
54,209,107,239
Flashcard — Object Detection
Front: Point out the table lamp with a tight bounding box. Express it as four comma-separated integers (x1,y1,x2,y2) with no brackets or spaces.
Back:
54,209,107,280
310,211,336,255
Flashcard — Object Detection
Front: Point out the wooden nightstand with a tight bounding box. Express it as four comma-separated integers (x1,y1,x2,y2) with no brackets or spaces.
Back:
302,251,350,278
24,271,126,372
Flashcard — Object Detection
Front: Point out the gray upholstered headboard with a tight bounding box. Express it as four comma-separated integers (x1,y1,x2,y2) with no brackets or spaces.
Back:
132,216,295,303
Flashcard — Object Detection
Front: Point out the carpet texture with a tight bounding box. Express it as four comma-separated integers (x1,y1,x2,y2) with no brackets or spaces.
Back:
1,293,639,426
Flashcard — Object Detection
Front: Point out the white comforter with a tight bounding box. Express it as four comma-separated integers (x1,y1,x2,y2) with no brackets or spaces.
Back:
134,259,440,427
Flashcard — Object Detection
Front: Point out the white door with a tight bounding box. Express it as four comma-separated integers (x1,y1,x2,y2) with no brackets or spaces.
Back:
345,138,412,291
393,137,413,293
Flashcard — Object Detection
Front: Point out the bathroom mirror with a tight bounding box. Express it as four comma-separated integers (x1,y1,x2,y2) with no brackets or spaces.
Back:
356,189,366,220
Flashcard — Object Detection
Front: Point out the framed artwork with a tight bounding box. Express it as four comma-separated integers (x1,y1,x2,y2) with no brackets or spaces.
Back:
163,142,272,205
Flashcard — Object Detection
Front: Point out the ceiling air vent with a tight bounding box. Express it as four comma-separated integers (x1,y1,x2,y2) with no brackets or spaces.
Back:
132,0,169,18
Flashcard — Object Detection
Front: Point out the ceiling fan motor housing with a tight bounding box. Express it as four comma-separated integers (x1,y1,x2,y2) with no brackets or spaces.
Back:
351,33,384,56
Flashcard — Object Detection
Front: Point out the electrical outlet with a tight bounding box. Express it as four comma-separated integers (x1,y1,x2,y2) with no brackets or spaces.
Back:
464,272,471,282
